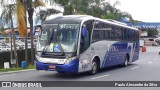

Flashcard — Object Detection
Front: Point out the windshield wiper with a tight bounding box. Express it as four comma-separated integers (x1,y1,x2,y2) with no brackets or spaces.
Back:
42,29,65,56
42,29,55,55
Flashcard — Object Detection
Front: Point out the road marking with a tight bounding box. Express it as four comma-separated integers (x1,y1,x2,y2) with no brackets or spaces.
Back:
91,74,110,80
131,66,140,70
0,74,16,78
148,61,153,64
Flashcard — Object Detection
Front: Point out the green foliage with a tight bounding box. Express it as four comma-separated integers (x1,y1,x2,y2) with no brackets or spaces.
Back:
37,9,60,23
147,29,159,37
0,26,4,32
101,13,117,20
54,0,69,6
0,4,16,25
63,4,74,15
87,6,104,18
54,0,133,21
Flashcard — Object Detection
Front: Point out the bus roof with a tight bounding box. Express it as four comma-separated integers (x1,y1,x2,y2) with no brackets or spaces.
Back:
43,15,93,24
43,15,138,31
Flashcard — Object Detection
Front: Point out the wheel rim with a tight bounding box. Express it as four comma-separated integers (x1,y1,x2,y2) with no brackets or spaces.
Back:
125,58,128,66
92,62,97,74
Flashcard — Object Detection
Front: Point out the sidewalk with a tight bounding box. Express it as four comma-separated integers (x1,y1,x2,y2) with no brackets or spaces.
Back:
0,69,35,75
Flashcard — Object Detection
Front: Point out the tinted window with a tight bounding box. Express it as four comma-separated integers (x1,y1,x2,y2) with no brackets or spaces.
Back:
92,30,102,42
92,21,137,42
103,24,115,40
115,27,122,40
92,21,103,42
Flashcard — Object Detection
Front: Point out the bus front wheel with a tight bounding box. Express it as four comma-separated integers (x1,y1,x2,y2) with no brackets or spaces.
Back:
90,60,98,75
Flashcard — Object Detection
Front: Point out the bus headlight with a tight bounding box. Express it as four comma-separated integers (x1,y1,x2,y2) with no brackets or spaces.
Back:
36,52,42,56
65,56,78,64
36,55,43,62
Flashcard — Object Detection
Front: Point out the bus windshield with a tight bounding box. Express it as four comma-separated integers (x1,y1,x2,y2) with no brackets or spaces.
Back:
36,24,79,53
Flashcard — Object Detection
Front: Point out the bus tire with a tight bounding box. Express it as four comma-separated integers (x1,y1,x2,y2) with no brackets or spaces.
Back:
122,55,128,67
90,59,98,75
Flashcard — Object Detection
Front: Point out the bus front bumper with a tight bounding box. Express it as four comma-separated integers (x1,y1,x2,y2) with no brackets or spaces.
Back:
35,59,79,74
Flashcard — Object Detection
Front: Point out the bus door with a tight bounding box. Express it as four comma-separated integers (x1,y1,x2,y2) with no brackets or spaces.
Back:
78,20,94,72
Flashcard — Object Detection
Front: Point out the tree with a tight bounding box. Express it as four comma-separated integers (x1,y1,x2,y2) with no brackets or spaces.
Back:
36,9,60,23
24,0,60,65
0,20,4,33
17,0,45,65
17,0,27,37
101,1,133,21
0,0,45,66
0,3,19,67
26,0,45,65
147,29,158,37
53,0,103,16
16,0,30,66
101,1,120,20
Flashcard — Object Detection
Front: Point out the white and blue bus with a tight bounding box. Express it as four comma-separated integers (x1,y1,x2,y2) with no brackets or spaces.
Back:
35,15,139,74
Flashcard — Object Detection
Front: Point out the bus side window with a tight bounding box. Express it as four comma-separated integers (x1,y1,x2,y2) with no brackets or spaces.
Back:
130,30,135,41
115,27,122,40
103,24,111,40
92,21,102,43
121,28,124,40
124,29,129,41
135,31,139,41
110,26,115,40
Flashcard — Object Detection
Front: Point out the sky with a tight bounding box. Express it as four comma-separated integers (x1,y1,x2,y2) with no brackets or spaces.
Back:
108,0,160,22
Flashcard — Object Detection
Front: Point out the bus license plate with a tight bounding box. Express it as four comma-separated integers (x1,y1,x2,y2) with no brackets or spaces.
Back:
49,65,56,69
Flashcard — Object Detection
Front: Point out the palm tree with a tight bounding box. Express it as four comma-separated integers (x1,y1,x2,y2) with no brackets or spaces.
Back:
16,0,29,66
26,0,45,65
1,0,64,66
0,4,19,67
0,0,45,67
17,0,27,37
15,0,45,65
36,9,60,23
28,0,64,65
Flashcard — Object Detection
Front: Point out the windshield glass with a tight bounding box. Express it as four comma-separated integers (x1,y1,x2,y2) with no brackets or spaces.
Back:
36,24,79,53
36,24,58,51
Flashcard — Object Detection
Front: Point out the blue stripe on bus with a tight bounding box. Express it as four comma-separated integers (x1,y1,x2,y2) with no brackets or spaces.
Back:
101,42,139,68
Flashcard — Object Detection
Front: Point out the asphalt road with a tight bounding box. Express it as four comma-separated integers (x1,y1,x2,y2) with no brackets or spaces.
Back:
0,46,160,90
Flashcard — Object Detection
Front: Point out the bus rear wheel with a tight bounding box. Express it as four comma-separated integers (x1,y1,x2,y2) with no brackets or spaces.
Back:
122,55,128,67
90,60,98,75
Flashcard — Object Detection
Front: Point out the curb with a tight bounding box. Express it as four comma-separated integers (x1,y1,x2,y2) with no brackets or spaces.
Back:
0,69,36,75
